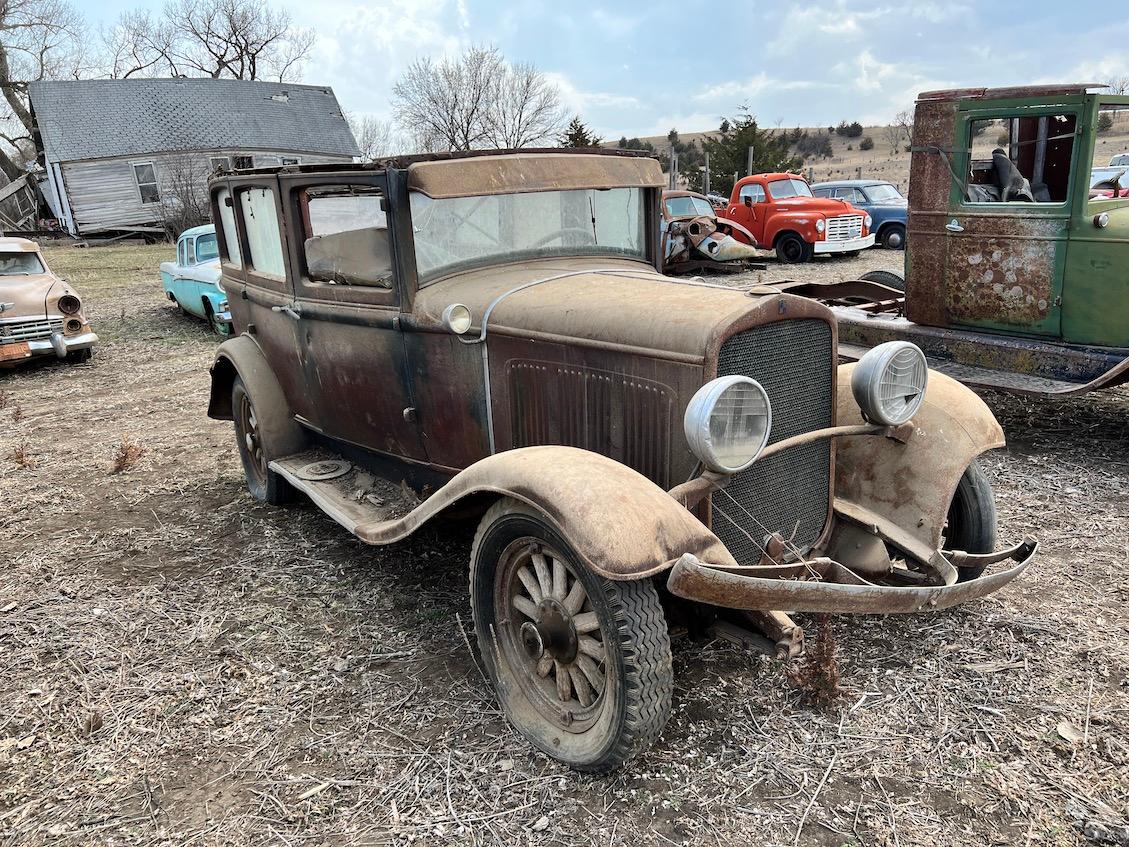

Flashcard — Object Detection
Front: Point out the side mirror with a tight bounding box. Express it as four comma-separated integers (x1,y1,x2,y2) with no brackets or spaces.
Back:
743,196,752,207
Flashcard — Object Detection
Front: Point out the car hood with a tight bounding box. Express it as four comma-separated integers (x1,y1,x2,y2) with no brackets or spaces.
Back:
411,257,834,360
0,273,65,318
771,197,861,216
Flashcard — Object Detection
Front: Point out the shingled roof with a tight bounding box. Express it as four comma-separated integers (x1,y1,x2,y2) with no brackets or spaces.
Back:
29,78,360,163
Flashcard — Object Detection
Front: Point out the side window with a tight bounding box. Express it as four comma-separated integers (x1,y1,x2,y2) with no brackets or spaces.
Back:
195,232,219,262
184,238,195,265
965,114,1076,203
133,162,160,204
238,187,286,277
216,187,242,266
299,186,392,288
812,187,831,198
177,238,187,266
738,183,766,203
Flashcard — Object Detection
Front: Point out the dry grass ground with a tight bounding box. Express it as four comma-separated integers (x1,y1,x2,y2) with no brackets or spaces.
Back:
1,243,1127,846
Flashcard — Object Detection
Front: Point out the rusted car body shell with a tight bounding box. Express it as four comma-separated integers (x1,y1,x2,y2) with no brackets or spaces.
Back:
0,237,97,365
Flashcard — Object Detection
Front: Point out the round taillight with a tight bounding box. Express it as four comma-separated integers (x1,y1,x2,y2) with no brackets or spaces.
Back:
58,294,81,315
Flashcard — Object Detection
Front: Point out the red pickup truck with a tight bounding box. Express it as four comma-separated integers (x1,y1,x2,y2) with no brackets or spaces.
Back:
721,173,875,263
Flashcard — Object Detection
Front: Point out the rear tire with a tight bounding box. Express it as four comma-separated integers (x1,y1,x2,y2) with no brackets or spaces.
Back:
469,498,673,772
775,232,813,264
881,223,906,250
942,461,998,581
860,269,906,292
232,375,295,505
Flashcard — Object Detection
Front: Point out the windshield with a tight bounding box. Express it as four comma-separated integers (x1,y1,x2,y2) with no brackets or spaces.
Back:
1091,168,1126,188
195,233,219,262
0,252,44,276
865,183,902,202
664,195,715,218
410,188,646,282
767,178,813,199
1110,154,1129,166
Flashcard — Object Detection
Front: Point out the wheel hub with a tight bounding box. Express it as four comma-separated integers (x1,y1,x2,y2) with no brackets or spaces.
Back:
535,599,578,664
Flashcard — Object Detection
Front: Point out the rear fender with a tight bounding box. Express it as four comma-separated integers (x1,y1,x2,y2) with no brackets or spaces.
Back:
834,364,1004,551
354,446,738,580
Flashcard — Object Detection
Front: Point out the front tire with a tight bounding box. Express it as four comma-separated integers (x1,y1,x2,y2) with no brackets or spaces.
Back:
881,223,906,250
469,498,673,772
942,461,998,581
232,375,295,504
775,232,813,264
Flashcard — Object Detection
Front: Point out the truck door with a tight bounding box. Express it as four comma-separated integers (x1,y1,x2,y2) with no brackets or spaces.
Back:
940,105,1081,337
1060,97,1129,348
725,182,767,246
281,174,427,461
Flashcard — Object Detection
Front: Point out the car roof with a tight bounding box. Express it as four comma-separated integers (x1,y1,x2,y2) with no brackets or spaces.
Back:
811,180,892,189
179,224,216,240
0,236,41,252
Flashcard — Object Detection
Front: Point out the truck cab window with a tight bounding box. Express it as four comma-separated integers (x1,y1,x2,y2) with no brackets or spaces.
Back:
300,187,392,288
966,114,1076,203
739,184,765,204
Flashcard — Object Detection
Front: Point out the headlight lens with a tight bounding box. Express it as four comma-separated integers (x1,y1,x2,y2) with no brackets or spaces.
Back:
58,294,81,315
815,219,825,233
683,376,772,474
851,341,928,426
442,303,473,335
864,214,873,229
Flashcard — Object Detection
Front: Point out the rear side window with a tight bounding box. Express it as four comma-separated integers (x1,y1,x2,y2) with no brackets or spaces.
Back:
0,252,44,275
196,232,219,262
299,187,392,288
239,187,285,277
216,187,242,266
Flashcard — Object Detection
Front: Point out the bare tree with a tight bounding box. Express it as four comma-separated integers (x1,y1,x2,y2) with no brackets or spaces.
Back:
346,113,397,161
158,153,211,238
0,0,87,181
102,0,314,81
1103,76,1129,96
883,109,913,155
393,46,563,152
483,60,563,148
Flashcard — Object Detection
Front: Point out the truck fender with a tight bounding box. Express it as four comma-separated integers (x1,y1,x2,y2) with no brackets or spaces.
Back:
833,364,1005,551
353,446,739,580
206,334,306,456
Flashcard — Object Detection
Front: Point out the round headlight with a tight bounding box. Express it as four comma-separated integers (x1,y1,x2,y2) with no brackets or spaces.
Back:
684,376,772,474
58,294,81,315
864,214,873,229
442,303,472,335
1095,212,1110,228
851,341,928,426
815,219,825,233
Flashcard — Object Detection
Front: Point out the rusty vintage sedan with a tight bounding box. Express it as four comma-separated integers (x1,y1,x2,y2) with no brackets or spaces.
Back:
204,150,1036,771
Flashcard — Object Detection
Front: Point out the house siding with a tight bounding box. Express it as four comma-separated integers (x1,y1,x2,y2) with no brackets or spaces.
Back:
61,150,351,235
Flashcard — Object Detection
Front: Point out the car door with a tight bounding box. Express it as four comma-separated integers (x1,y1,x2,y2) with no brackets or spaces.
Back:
940,103,1082,337
280,172,426,462
172,236,200,316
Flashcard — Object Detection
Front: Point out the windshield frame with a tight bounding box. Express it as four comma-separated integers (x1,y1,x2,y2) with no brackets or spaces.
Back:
410,186,653,286
766,178,813,200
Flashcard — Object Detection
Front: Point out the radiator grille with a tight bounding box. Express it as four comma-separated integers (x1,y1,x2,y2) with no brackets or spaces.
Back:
825,215,864,241
0,316,63,342
712,319,834,564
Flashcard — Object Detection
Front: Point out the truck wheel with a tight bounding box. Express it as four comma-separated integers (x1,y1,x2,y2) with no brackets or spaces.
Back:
942,461,998,581
881,223,906,250
860,269,905,292
775,232,813,264
232,375,295,504
469,498,673,772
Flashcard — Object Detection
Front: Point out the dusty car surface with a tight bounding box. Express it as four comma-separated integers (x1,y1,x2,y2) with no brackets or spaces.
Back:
205,150,1036,771
159,224,231,333
0,236,97,366
660,189,761,273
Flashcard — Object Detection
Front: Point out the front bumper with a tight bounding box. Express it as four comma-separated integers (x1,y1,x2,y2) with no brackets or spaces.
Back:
667,536,1036,614
1,330,99,362
814,233,875,254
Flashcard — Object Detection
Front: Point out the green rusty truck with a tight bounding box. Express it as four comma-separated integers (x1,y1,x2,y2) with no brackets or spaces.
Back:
783,83,1129,397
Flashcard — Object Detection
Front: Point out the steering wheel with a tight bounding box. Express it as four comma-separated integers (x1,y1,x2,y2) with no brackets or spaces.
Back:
529,227,595,249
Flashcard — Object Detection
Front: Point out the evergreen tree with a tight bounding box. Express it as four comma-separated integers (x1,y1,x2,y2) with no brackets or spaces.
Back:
693,108,802,195
558,115,602,147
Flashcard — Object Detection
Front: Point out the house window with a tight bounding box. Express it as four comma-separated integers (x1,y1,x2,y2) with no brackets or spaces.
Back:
133,163,160,204
281,156,300,166
299,186,391,287
233,155,253,170
238,187,285,277
210,156,231,172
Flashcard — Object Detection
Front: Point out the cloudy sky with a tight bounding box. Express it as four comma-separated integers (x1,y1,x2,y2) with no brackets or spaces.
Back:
79,0,1129,139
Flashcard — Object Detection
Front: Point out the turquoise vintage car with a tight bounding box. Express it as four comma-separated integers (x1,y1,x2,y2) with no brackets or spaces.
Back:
159,225,231,333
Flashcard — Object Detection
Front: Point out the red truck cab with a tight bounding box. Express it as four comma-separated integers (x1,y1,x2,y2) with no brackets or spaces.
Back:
722,173,875,263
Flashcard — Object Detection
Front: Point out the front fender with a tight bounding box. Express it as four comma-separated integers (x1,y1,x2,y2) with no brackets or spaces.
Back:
834,364,1004,551
352,446,739,580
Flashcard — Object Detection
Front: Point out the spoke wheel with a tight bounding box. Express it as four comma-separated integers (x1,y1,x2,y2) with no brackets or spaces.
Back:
231,375,296,504
470,498,672,772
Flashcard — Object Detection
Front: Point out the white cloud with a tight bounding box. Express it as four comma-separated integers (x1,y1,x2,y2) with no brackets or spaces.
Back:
543,71,642,114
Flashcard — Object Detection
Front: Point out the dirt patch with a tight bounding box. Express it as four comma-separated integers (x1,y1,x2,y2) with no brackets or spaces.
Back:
0,244,1125,846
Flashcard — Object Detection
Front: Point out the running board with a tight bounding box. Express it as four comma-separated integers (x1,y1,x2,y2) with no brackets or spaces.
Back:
833,307,1129,397
270,450,421,536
